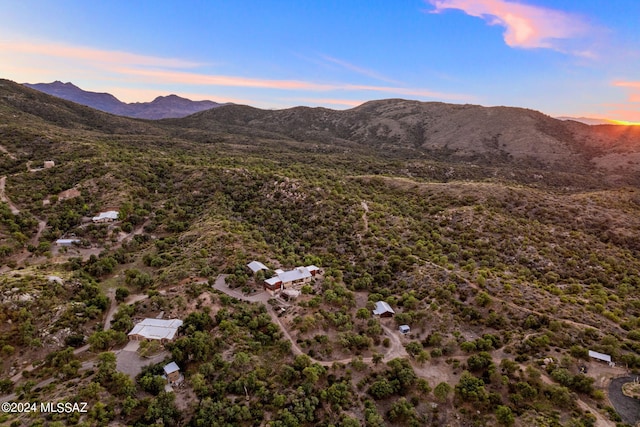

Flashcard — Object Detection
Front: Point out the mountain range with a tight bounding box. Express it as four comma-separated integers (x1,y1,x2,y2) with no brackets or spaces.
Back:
4,79,639,181
23,81,224,119
168,99,640,179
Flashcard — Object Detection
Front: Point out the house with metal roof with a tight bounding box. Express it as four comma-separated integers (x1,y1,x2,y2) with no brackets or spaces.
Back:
263,265,321,294
128,318,183,343
373,301,395,317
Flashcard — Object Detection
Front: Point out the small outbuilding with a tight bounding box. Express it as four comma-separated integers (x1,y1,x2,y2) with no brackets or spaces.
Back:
163,362,181,384
373,301,395,317
588,350,615,367
247,261,269,274
43,160,55,169
56,238,80,246
92,210,119,223
399,325,410,334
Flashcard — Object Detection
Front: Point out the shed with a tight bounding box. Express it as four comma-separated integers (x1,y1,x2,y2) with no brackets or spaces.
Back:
373,301,395,317
163,362,181,383
399,325,410,334
56,238,80,246
247,261,268,274
43,160,55,169
92,210,119,223
588,350,614,366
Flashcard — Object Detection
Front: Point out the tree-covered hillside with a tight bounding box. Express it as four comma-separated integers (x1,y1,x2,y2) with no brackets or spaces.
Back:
0,79,639,426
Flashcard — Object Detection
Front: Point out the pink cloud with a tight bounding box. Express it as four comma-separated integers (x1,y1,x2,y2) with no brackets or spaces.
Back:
614,81,640,90
611,81,640,111
0,40,201,68
114,67,472,101
286,97,365,108
428,0,590,51
1,37,473,105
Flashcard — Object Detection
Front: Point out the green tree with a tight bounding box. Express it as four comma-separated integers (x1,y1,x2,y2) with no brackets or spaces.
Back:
433,382,452,402
495,405,515,426
455,371,487,402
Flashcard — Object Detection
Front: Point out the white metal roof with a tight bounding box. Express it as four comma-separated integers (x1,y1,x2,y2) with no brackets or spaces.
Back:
56,239,80,245
92,210,119,221
278,267,311,283
588,350,612,363
373,301,395,315
164,362,180,374
128,318,183,341
247,261,268,273
265,276,282,286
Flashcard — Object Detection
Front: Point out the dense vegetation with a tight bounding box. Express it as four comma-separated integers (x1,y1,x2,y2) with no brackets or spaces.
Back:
0,79,639,426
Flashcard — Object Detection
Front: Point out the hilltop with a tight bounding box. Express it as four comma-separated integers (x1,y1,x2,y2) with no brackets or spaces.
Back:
0,78,639,426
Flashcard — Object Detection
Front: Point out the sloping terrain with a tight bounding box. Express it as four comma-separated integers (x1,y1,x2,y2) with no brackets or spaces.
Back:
176,99,640,178
0,78,639,426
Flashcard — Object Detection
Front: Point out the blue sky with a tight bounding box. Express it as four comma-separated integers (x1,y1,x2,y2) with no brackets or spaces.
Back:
2,0,639,122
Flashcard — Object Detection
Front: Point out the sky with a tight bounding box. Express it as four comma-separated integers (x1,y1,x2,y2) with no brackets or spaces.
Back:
1,0,640,122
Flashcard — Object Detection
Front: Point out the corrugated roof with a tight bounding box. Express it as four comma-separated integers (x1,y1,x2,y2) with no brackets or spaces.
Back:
588,350,612,362
247,261,268,273
164,362,180,374
128,318,183,340
278,267,311,283
373,301,395,315
92,210,119,221
56,239,80,245
265,276,281,286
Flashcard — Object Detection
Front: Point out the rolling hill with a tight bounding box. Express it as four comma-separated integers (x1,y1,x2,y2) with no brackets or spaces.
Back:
173,98,640,176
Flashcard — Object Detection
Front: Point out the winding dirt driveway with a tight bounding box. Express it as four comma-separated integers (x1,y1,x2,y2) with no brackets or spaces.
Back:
212,274,408,366
0,176,20,215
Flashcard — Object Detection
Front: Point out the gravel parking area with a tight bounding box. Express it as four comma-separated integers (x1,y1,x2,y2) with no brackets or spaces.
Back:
608,376,640,426
116,342,168,378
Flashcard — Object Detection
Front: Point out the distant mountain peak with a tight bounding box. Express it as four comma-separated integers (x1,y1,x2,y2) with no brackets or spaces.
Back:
23,81,224,119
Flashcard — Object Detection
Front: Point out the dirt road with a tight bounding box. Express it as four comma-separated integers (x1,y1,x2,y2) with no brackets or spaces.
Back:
0,176,20,215
213,274,408,367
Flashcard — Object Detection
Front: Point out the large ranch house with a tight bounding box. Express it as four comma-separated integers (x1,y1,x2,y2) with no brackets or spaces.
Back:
263,265,321,295
127,318,183,344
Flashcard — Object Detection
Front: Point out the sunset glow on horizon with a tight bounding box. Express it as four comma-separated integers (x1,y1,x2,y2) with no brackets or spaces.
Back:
1,1,639,121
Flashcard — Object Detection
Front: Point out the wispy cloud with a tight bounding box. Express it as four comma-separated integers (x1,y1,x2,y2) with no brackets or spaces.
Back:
613,81,640,90
113,67,471,101
0,37,472,106
0,40,201,69
610,80,640,120
319,55,400,84
427,0,591,53
285,97,365,108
